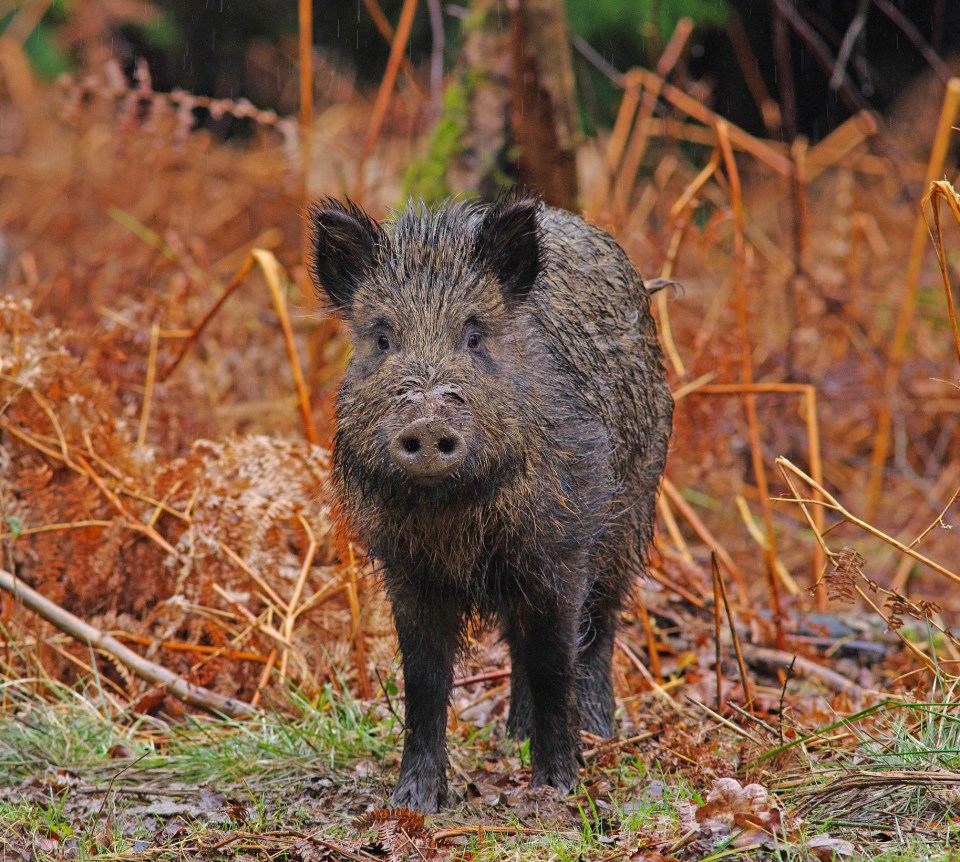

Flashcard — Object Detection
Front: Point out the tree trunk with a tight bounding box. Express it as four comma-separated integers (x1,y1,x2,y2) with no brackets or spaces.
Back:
442,0,579,208
509,0,579,209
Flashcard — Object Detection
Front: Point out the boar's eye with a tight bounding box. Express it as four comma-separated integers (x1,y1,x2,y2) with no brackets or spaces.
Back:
466,331,482,351
376,334,391,352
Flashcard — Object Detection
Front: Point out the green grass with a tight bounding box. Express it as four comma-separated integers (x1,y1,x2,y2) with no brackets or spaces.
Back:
0,677,394,787
1,672,960,860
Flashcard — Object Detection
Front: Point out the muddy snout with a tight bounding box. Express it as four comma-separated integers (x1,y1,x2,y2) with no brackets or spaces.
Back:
389,416,466,482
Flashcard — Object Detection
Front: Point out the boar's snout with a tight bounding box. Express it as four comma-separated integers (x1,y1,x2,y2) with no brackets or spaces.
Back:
389,417,466,483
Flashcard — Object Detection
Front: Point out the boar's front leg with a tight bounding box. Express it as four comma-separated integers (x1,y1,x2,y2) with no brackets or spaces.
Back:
390,584,461,813
507,584,581,794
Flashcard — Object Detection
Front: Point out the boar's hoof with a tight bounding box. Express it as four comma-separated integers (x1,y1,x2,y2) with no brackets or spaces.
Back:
392,771,449,813
390,417,465,483
531,756,579,795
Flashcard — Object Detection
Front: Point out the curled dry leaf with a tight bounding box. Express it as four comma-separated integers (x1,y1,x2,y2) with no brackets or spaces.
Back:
806,833,856,860
683,777,801,850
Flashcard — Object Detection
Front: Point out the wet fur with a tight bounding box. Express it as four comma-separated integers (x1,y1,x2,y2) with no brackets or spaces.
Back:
309,196,673,812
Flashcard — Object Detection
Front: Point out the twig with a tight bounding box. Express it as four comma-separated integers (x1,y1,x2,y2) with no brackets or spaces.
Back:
162,250,317,444
684,697,764,744
636,600,661,679
726,11,778,134
769,0,874,117
162,254,256,380
0,568,257,717
615,636,683,711
873,0,953,84
771,0,797,140
829,0,869,91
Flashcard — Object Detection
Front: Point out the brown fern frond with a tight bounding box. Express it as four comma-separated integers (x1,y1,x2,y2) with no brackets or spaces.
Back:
818,546,864,604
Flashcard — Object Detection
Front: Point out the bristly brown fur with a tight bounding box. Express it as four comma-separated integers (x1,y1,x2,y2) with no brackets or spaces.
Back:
308,195,673,812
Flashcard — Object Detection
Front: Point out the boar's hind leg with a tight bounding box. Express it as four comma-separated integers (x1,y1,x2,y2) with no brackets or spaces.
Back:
575,595,618,738
505,624,533,739
507,594,581,793
391,593,460,813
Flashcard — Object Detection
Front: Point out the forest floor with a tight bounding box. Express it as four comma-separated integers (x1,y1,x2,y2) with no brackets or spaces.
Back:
1,47,960,862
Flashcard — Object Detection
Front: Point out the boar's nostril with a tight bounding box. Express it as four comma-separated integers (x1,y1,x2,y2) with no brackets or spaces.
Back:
402,436,421,454
436,437,457,455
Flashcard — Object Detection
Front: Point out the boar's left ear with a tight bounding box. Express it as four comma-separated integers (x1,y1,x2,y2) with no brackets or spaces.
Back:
473,195,542,302
308,197,384,316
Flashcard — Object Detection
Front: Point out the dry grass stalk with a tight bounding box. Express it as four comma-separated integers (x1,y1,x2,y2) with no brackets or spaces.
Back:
690,382,826,601
716,121,784,648
923,179,960,366
867,77,960,519
346,542,372,699
636,600,661,679
634,69,792,175
803,110,878,182
661,477,746,601
611,19,694,219
298,0,316,370
735,495,800,595
136,321,160,448
586,70,642,219
654,148,723,377
361,0,429,99
776,457,960,678
656,494,693,564
254,249,318,444
777,457,960,588
355,0,420,195
299,0,314,206
0,568,257,717
712,553,754,713
278,516,319,681
163,249,317,444
712,553,724,713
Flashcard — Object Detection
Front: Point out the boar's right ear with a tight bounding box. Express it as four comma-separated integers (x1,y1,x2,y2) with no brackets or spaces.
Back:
473,196,542,302
308,198,384,315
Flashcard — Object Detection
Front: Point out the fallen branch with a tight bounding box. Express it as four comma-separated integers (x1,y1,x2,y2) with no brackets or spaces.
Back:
0,568,258,718
742,645,864,699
